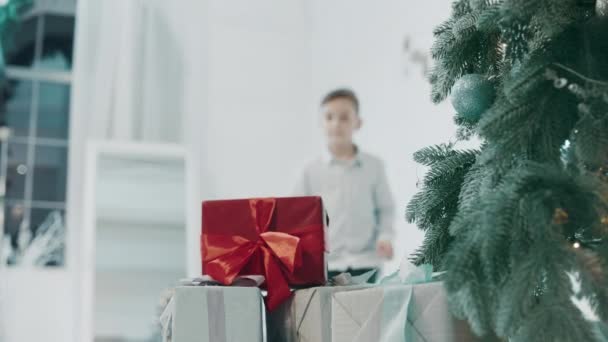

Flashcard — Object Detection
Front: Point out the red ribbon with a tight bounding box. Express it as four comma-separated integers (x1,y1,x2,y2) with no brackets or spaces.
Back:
202,198,322,310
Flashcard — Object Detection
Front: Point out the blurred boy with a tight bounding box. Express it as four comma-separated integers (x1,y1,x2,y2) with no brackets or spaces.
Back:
294,88,395,282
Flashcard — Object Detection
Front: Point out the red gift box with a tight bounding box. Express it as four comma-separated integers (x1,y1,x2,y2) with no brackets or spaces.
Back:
201,196,327,310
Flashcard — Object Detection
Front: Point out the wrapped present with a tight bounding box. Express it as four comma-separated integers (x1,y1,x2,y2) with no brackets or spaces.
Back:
331,285,411,342
201,196,327,310
331,282,485,342
406,281,488,341
160,277,264,342
266,271,376,342
331,262,490,342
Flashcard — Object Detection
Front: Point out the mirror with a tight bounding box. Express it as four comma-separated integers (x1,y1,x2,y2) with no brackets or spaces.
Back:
83,141,192,342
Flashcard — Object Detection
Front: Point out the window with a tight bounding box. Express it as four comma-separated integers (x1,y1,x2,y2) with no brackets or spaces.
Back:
2,11,74,266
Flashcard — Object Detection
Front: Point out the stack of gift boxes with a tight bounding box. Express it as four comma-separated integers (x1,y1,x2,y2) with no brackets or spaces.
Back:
160,196,488,342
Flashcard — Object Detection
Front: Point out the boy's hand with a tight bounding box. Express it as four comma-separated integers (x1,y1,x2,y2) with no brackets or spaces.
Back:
376,240,393,259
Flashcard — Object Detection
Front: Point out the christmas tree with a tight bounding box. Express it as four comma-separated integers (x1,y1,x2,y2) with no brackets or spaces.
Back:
407,0,608,341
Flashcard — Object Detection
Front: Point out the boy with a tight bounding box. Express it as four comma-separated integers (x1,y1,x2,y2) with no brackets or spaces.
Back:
294,88,395,282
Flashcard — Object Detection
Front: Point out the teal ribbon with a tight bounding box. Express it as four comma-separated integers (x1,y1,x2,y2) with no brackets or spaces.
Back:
379,263,434,286
330,269,378,286
375,262,435,342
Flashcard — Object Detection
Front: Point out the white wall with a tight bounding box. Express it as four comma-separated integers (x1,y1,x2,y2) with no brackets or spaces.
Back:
198,0,318,200
309,0,453,270
3,269,73,342
197,0,459,272
198,0,456,271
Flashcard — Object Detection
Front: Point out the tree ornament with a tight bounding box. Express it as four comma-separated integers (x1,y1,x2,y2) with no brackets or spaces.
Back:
553,208,569,225
450,74,495,123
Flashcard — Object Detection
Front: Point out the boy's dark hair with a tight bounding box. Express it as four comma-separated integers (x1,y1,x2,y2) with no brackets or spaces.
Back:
321,88,359,114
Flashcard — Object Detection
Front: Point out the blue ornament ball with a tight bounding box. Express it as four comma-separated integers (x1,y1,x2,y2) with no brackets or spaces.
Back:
450,74,495,122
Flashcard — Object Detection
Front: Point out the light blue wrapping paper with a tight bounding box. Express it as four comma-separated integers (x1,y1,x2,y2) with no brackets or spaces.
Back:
161,285,264,342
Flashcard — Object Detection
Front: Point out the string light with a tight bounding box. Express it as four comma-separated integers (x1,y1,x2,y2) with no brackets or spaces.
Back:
573,241,581,249
545,64,608,105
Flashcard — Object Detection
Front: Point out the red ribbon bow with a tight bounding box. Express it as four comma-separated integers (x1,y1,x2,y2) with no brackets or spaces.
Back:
202,198,322,310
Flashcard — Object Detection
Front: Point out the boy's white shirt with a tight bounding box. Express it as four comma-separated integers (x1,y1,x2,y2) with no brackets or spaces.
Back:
293,147,395,271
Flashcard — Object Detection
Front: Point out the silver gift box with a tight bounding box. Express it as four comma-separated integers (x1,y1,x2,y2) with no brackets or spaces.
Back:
161,286,264,342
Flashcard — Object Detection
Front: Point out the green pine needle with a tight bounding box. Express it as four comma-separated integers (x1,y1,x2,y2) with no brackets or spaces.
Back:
412,1,608,340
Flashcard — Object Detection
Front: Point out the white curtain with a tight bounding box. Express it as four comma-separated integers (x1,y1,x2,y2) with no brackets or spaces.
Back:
71,0,192,142
67,1,206,341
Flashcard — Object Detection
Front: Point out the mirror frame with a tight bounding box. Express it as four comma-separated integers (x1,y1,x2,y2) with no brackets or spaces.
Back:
79,140,199,342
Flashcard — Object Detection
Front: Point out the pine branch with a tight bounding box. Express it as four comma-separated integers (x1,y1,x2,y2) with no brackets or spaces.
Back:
412,144,456,166
407,147,479,269
412,1,608,340
476,4,502,32
512,300,599,342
